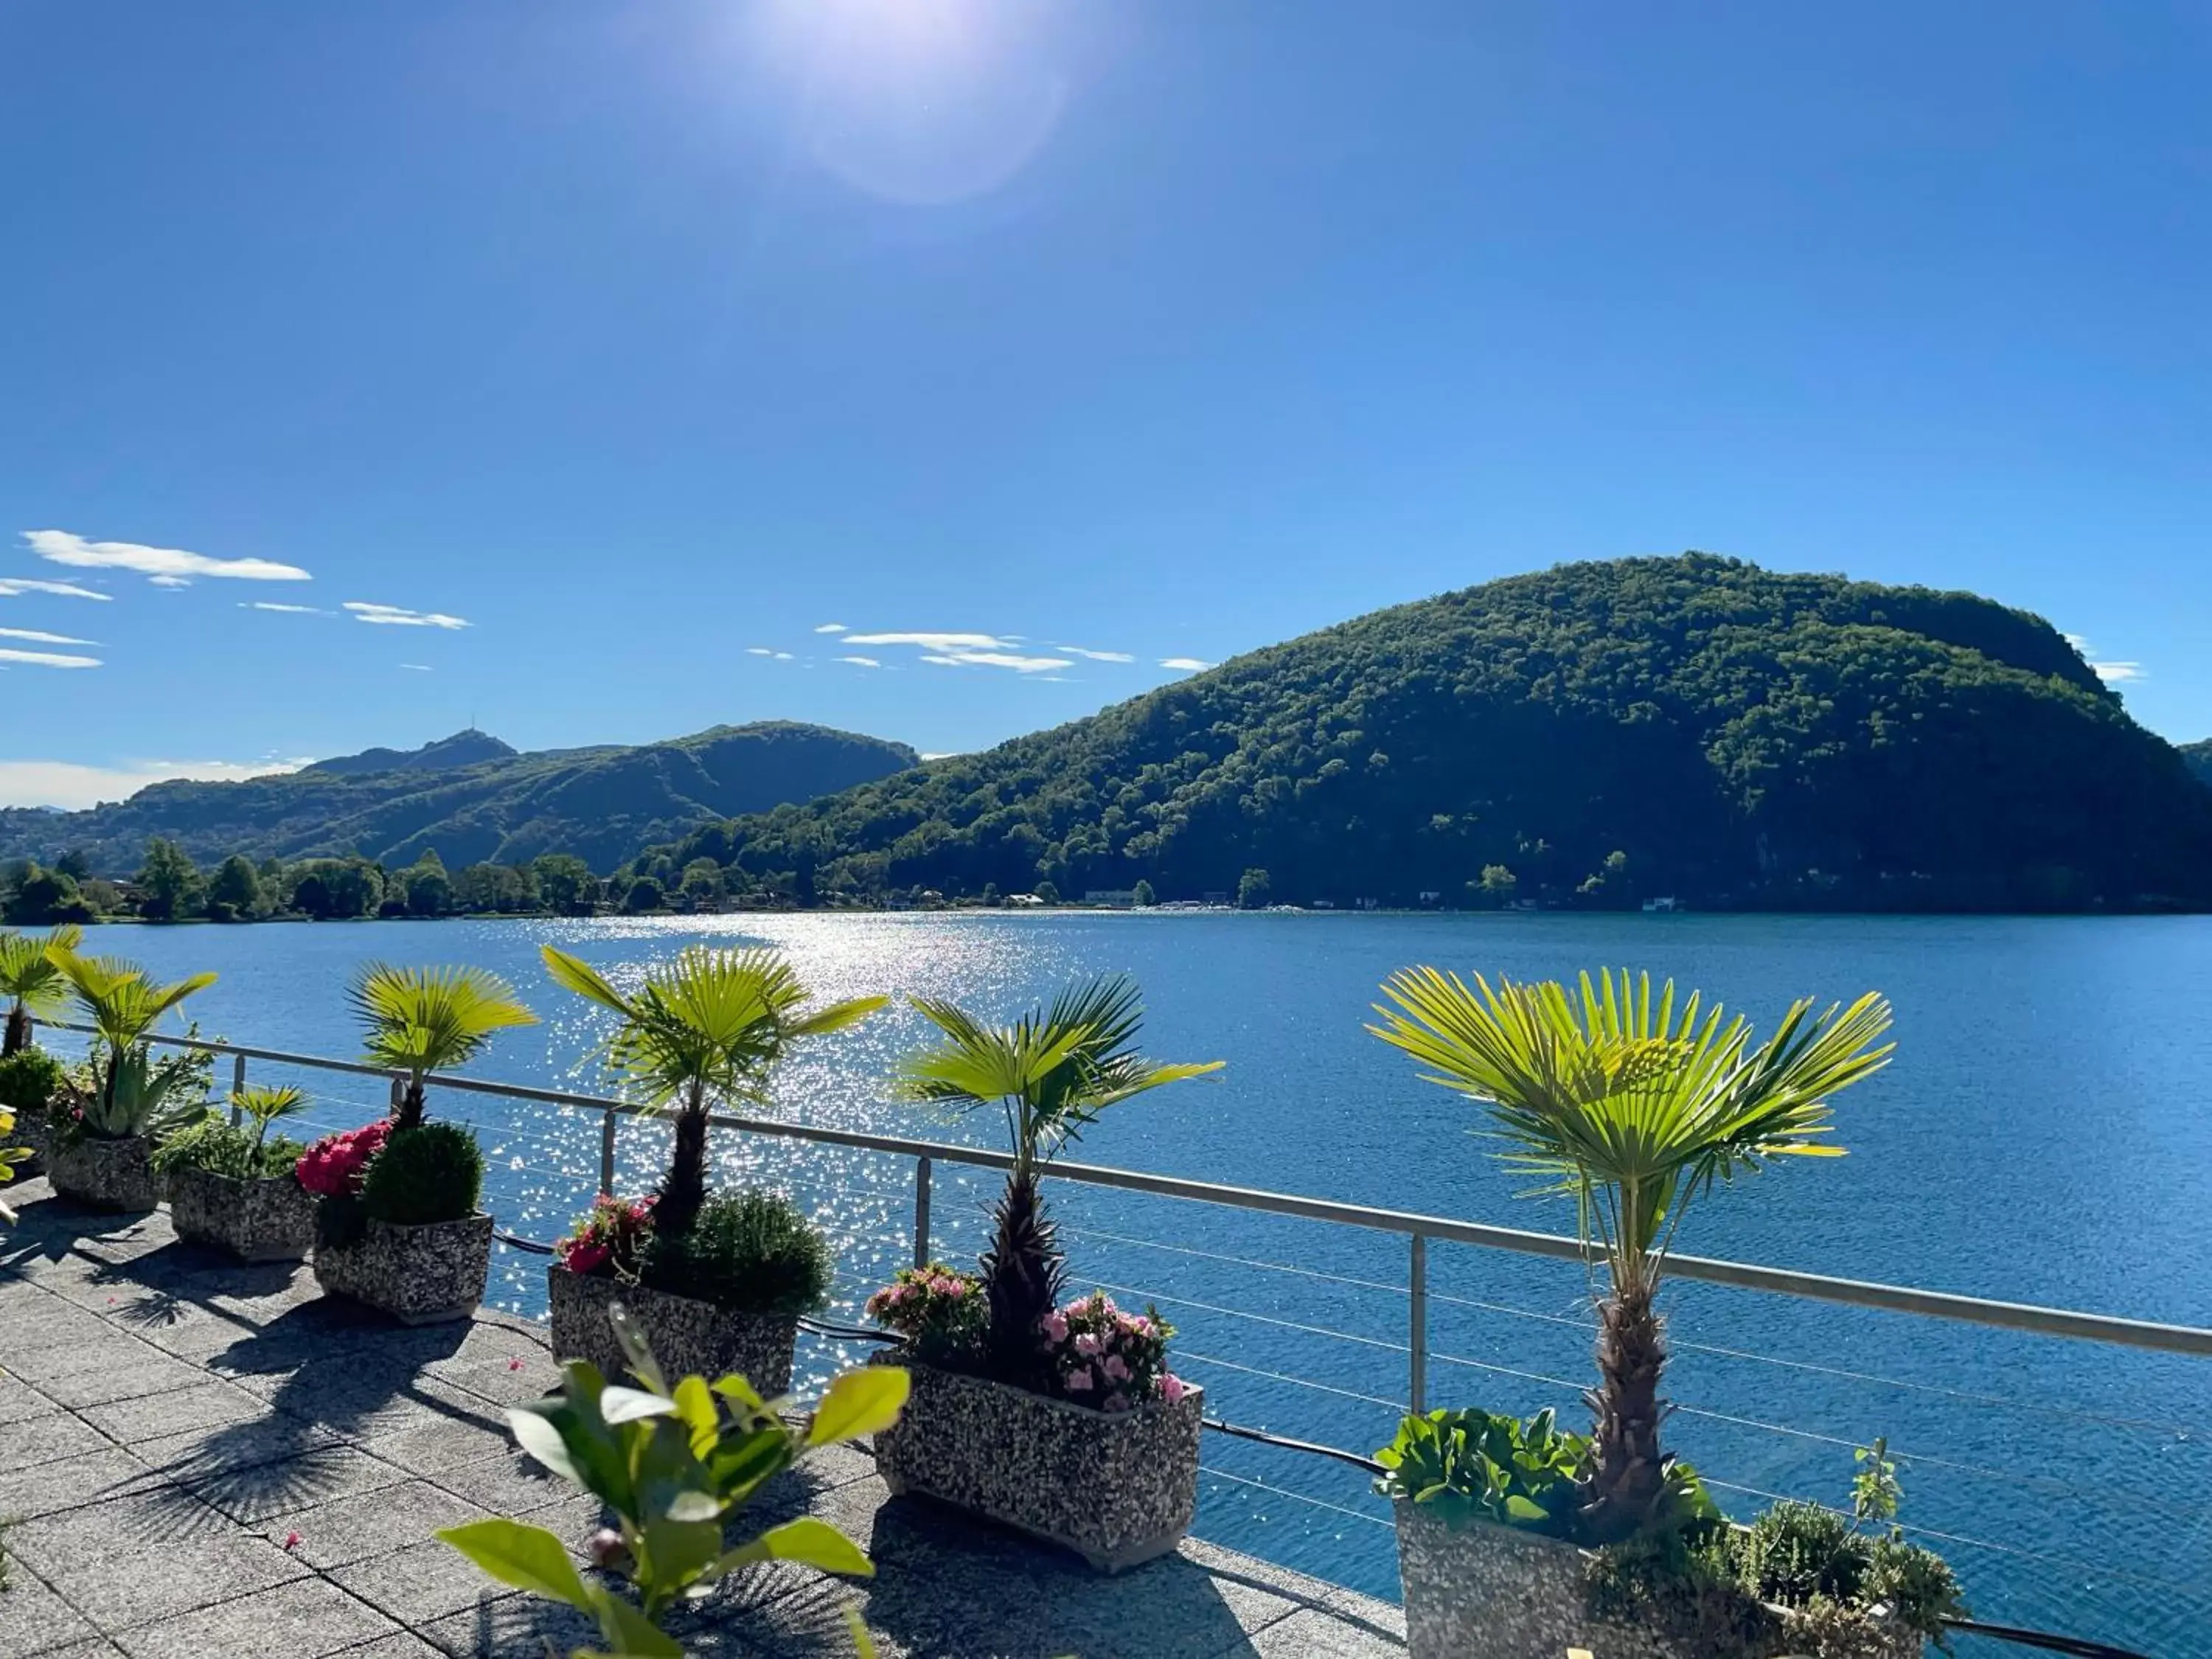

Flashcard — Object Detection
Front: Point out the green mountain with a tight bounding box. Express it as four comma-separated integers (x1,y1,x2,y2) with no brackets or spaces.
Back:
0,722,919,876
2182,740,2212,787
644,554,2212,911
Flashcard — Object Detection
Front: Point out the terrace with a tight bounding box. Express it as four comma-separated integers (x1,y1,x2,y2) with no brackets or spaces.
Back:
0,1182,1406,1658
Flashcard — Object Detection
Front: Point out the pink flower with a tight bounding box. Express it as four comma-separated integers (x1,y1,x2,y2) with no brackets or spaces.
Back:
1102,1354,1130,1382
282,1531,302,1551
1074,1332,1103,1357
507,1357,525,1372
1065,1368,1093,1392
1039,1310,1068,1344
1160,1373,1187,1405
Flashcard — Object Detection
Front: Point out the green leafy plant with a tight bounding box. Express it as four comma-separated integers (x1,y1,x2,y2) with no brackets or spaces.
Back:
540,945,884,1242
1368,967,1892,1541
438,1307,905,1658
1375,1406,1589,1536
150,1117,308,1181
359,1121,484,1225
69,1043,212,1143
349,963,537,1133
56,953,218,1136
1851,1436,1900,1526
0,924,80,1056
640,1188,831,1315
897,974,1221,1382
0,1048,64,1119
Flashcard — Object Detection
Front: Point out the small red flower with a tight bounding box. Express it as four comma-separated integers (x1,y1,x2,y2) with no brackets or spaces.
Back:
507,1357,524,1372
282,1531,302,1551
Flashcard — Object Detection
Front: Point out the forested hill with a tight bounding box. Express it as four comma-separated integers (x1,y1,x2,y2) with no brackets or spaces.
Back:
2183,740,2212,788
0,722,918,875
636,554,2212,912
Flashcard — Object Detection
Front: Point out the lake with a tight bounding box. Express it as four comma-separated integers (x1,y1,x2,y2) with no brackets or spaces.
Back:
51,912,2212,1654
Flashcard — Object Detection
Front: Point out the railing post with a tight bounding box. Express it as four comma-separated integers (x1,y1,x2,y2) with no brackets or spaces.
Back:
599,1107,618,1197
1408,1232,1428,1416
389,1076,406,1113
229,1053,247,1126
913,1155,932,1269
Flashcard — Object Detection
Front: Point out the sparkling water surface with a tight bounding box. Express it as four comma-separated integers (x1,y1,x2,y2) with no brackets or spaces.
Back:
77,912,2212,1654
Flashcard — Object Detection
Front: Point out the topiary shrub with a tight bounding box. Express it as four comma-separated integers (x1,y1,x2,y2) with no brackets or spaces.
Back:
360,1122,484,1226
0,1049,63,1118
641,1188,832,1315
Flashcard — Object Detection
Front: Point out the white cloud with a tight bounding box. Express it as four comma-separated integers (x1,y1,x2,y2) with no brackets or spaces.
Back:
344,601,470,630
243,602,329,615
919,650,1074,673
2093,661,2145,683
1159,657,1214,672
0,627,95,646
0,756,311,810
815,622,849,634
24,529,310,583
843,630,1010,651
746,647,795,660
836,655,883,668
148,574,192,589
919,751,961,761
1058,646,1135,663
0,647,99,669
0,577,108,601
400,663,433,672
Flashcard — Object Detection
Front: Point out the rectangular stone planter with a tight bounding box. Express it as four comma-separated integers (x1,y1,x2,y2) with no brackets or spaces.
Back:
546,1266,798,1396
168,1164,320,1262
873,1357,1203,1572
313,1211,493,1325
1393,1501,1921,1659
13,1111,52,1180
48,1133,160,1213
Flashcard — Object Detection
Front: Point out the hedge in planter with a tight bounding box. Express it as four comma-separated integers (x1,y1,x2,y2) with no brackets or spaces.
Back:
538,943,883,1391
153,1085,316,1261
864,976,1221,1569
0,1048,65,1178
309,1120,493,1324
1367,966,1901,1653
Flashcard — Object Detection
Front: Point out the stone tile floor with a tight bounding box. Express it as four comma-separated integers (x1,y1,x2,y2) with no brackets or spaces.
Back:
0,1179,1406,1659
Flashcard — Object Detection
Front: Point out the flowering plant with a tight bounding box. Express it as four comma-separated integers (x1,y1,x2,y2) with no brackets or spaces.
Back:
296,1119,392,1198
556,1192,655,1279
1039,1291,1185,1413
865,1262,988,1364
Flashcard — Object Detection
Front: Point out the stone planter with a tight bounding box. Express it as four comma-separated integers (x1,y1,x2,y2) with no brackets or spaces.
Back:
168,1165,320,1262
546,1265,798,1396
873,1357,1203,1572
48,1134,159,1212
12,1111,52,1180
313,1212,493,1325
1393,1502,1922,1659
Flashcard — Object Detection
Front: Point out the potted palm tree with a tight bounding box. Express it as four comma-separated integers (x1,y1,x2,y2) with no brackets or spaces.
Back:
49,955,217,1211
155,1084,319,1261
0,925,82,1175
866,975,1220,1572
539,945,883,1394
311,964,535,1322
1367,967,1896,1659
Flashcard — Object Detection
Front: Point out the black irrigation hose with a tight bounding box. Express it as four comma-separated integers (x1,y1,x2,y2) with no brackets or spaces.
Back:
1938,1620,2152,1659
1200,1414,1386,1475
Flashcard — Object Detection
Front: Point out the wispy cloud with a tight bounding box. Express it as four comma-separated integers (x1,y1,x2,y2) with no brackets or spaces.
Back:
2093,661,2145,683
745,647,795,660
344,601,470,630
243,601,329,616
0,647,100,669
0,577,109,601
0,627,96,646
919,650,1074,673
836,655,883,668
843,631,1009,651
0,756,311,811
1159,657,1214,672
400,663,433,672
1057,646,1135,663
24,529,310,584
148,574,192,589
815,622,849,634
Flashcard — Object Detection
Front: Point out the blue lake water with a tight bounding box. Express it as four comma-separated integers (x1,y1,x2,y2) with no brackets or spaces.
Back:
61,913,2212,1655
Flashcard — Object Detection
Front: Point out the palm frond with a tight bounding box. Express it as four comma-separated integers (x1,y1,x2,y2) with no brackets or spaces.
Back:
349,963,538,1079
58,953,218,1051
0,925,83,1020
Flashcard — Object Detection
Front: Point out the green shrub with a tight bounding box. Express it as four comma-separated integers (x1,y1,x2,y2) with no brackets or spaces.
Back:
69,1043,210,1143
1374,1406,1587,1537
641,1188,832,1315
360,1122,483,1225
0,1049,64,1117
1736,1499,1872,1607
150,1119,307,1181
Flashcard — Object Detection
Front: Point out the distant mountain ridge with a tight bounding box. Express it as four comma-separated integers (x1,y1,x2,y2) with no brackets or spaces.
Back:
2183,740,2212,787
0,722,919,874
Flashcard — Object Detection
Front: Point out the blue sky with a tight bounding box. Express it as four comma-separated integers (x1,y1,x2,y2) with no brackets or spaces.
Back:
1,1,2205,809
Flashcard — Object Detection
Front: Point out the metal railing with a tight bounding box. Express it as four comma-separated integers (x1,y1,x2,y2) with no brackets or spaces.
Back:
38,1018,2212,1408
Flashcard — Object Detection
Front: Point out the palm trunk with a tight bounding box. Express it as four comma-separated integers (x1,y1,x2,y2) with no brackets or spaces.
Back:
1579,1280,1670,1543
393,1077,427,1134
655,1082,709,1240
981,1166,1066,1383
3,1005,27,1057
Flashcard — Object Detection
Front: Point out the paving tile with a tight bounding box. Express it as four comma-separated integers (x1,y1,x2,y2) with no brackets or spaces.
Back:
37,1641,130,1659
133,1411,338,1479
0,1562,100,1656
34,1352,211,1411
178,1443,408,1525
111,1576,404,1658
2,1334,156,1384
4,1489,310,1629
0,1383,64,1425
416,1592,602,1659
80,1378,270,1444
332,1535,534,1627
0,1445,164,1520
424,1449,571,1515
0,1406,111,1473
354,1411,513,1478
338,1635,448,1658
1242,1607,1408,1657
258,1478,487,1569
